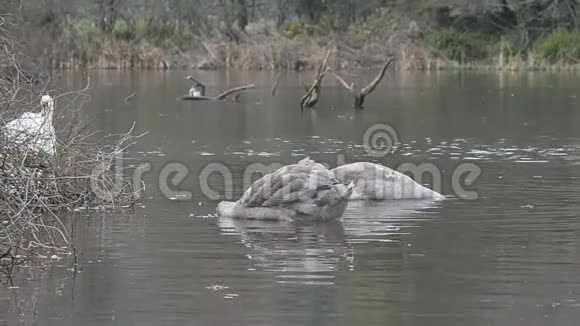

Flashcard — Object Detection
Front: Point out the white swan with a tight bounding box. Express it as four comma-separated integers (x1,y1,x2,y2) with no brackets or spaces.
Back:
189,88,202,97
2,95,56,156
186,75,205,97
217,158,354,221
332,162,445,201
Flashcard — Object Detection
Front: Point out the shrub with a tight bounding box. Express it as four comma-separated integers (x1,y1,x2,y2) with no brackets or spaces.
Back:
112,18,132,41
427,29,495,62
1,18,139,261
285,19,314,39
535,29,580,62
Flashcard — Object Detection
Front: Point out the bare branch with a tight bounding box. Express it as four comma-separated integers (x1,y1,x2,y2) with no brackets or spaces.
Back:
1,20,141,265
124,92,136,103
271,73,281,96
332,72,355,93
300,68,329,111
183,84,255,101
360,57,393,97
300,47,335,110
317,47,334,77
215,84,255,100
330,57,394,109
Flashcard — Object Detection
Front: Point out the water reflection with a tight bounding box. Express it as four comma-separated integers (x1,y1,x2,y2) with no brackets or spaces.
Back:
218,200,441,285
3,70,580,326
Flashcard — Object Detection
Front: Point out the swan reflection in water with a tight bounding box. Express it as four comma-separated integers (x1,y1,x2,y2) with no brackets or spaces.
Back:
218,200,442,285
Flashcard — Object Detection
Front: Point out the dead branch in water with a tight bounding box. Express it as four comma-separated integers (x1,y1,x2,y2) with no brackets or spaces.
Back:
300,47,334,111
215,84,255,100
300,68,329,111
181,84,255,101
333,57,394,109
124,92,136,103
182,75,254,101
271,73,281,96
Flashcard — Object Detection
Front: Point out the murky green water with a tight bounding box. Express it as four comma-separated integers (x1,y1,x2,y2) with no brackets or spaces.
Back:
2,70,580,325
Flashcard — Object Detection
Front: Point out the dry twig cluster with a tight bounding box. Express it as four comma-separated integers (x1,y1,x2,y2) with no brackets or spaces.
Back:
0,16,141,268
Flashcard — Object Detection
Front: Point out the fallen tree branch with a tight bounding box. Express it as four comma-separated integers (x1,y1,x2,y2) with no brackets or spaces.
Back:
181,84,255,101
182,75,254,101
215,84,255,100
333,57,394,109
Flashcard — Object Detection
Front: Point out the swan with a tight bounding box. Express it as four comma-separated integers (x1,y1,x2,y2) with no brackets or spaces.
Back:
217,158,354,222
332,162,445,201
2,95,56,156
186,75,205,97
189,87,202,97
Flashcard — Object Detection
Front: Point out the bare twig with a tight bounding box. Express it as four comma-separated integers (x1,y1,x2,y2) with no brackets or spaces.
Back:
1,17,141,267
332,72,355,93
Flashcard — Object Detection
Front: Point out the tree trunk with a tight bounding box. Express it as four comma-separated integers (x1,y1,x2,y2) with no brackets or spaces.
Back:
97,0,117,32
236,0,248,31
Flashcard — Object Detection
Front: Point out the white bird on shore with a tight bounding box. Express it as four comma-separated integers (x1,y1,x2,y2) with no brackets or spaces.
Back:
332,162,445,201
217,158,354,221
2,95,56,156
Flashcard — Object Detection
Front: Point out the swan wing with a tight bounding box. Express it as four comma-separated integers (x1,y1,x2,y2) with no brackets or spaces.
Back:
3,112,55,155
333,162,443,199
4,113,42,133
240,162,336,208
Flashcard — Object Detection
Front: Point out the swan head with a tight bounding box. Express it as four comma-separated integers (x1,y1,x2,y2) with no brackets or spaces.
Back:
216,201,237,218
40,95,54,116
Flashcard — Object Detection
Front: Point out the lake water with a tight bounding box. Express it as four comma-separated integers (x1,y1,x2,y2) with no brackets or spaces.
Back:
2,70,580,325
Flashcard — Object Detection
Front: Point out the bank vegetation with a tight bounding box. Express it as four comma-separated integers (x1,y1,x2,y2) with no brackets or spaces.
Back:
0,15,140,274
3,0,580,71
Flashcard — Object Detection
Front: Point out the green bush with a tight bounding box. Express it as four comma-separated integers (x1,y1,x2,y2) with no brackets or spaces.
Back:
61,17,103,62
112,19,132,40
285,19,314,38
427,29,495,62
535,29,580,62
64,17,98,38
132,14,146,39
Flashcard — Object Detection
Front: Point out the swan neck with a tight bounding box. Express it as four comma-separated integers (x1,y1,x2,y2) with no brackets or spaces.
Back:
42,102,54,125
